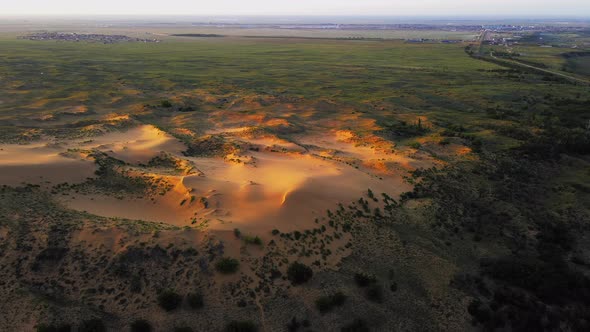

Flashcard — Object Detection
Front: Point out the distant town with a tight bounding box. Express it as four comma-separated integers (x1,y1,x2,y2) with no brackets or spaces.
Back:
188,22,589,33
19,32,161,43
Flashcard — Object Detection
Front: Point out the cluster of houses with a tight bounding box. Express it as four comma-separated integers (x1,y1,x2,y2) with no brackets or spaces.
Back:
19,32,161,44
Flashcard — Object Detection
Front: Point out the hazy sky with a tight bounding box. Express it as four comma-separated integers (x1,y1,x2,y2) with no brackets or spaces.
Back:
3,0,589,16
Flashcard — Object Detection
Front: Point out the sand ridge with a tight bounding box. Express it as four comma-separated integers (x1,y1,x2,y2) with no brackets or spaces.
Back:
1,123,425,233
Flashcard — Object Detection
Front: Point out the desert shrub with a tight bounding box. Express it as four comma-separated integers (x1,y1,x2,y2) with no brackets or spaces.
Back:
341,319,369,332
272,229,280,235
287,262,313,285
174,328,194,332
243,235,263,246
366,284,383,303
187,292,204,309
79,319,105,332
157,289,182,311
408,141,421,149
130,319,152,332
160,100,172,108
216,257,240,274
130,274,142,293
36,324,71,332
225,320,258,332
315,291,347,313
354,272,377,287
233,228,241,238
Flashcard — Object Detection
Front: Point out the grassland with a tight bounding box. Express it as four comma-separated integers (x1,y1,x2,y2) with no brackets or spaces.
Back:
0,26,589,332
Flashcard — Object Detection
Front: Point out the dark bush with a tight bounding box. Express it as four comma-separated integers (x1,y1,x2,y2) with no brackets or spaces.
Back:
157,289,182,311
354,272,377,287
341,319,369,332
36,324,71,332
287,262,313,285
130,319,152,332
79,319,106,332
366,284,383,303
315,291,347,313
225,320,258,332
173,328,194,332
187,292,204,309
216,257,240,274
160,100,172,108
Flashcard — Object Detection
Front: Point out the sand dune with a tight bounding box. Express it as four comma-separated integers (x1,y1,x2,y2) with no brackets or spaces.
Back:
3,124,418,233
0,142,95,186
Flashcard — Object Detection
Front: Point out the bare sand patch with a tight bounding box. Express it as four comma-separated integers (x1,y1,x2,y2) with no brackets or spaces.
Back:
63,130,412,232
2,124,419,234
0,142,95,186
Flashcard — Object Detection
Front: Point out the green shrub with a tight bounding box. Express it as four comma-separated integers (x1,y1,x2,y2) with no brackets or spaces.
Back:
216,257,240,274
130,319,152,332
157,289,182,311
225,320,258,332
160,100,172,108
243,235,263,246
187,292,204,309
287,262,313,285
408,141,421,149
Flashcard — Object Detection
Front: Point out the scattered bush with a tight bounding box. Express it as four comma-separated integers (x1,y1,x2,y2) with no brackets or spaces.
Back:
130,319,152,332
225,320,258,332
366,284,383,303
341,319,369,332
408,141,422,149
174,328,194,332
216,257,240,274
243,235,263,246
79,319,105,332
157,289,182,311
160,100,172,108
287,262,313,285
36,324,71,332
187,292,204,309
354,272,377,287
315,291,347,313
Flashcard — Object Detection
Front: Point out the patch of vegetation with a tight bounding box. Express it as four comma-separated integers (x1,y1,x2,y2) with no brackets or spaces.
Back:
187,292,204,309
354,272,377,287
287,262,313,285
130,319,152,332
157,289,183,311
243,235,263,246
225,320,258,332
36,324,72,332
78,319,106,332
216,257,240,274
315,291,347,313
341,319,369,332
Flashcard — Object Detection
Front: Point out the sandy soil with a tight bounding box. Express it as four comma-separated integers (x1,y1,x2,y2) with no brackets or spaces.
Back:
1,124,425,234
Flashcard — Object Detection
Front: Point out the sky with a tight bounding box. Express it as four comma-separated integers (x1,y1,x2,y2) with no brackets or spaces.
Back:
2,0,590,17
